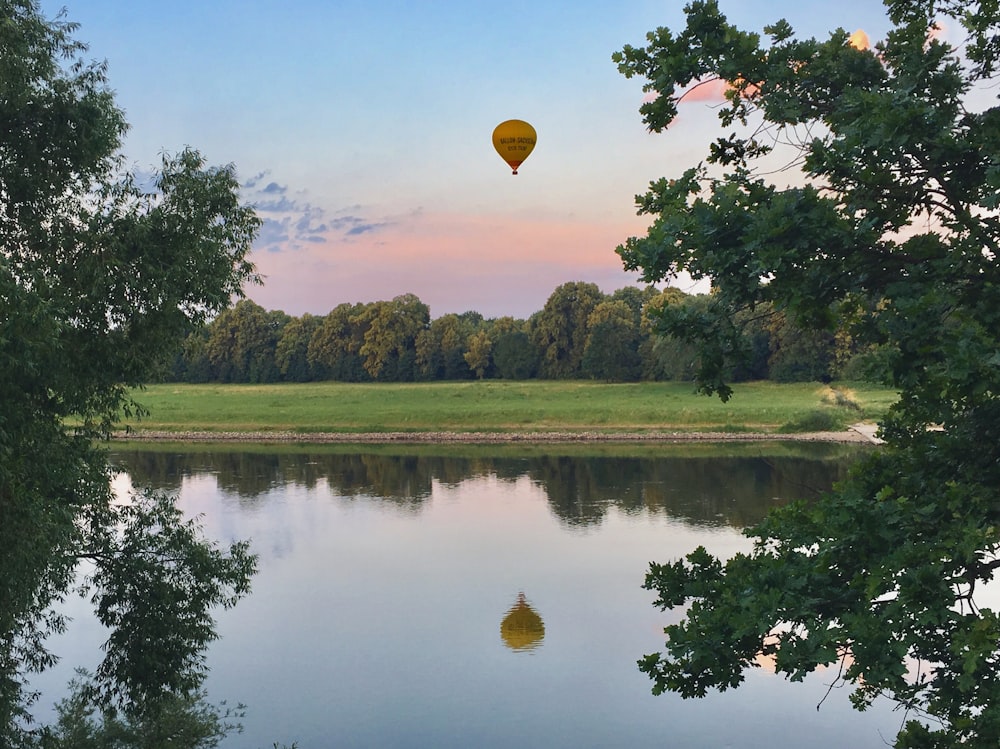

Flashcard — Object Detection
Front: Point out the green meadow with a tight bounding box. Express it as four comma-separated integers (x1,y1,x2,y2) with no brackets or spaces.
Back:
121,381,897,435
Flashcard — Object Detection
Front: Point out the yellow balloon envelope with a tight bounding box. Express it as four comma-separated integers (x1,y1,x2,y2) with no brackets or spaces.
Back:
492,119,536,175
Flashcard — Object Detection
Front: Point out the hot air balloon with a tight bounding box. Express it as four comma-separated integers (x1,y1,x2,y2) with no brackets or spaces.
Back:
492,119,536,175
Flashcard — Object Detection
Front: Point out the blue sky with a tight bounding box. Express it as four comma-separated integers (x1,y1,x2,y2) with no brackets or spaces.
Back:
45,1,898,319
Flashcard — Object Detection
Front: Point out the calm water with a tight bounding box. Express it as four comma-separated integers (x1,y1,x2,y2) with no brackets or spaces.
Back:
42,444,903,748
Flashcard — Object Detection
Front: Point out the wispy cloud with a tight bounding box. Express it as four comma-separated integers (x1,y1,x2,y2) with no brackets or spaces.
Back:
347,221,392,236
329,214,392,236
242,172,395,253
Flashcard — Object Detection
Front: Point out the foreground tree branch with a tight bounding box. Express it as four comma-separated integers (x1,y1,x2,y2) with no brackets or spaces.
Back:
1,1,260,744
615,1,1000,746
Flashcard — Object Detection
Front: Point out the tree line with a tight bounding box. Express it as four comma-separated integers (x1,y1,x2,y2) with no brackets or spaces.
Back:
166,281,888,385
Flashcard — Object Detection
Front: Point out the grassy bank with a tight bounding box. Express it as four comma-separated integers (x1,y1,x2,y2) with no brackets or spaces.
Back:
120,381,896,435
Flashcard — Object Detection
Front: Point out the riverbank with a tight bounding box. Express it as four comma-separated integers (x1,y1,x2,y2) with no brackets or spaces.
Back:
112,423,883,444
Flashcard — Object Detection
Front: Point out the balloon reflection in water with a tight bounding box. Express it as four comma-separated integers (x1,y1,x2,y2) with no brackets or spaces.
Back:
500,592,545,652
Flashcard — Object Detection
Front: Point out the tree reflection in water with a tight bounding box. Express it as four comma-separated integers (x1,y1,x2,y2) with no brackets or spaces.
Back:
111,443,868,530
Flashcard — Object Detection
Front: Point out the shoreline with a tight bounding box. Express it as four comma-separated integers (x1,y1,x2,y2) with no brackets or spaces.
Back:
112,424,882,445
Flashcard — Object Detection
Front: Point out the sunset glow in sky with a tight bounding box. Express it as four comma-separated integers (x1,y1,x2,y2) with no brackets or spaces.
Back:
44,1,906,319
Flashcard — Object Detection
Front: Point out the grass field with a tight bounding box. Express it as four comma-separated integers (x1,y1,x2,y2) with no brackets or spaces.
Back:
121,380,897,435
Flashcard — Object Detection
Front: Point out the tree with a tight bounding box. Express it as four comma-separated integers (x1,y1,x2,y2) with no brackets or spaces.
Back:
614,1,1000,745
1,2,258,742
275,312,324,382
581,300,642,381
610,285,660,328
205,300,287,383
307,302,372,382
490,318,539,380
356,293,429,381
637,288,691,380
531,281,605,379
765,308,836,383
464,329,492,379
170,326,214,383
415,312,476,380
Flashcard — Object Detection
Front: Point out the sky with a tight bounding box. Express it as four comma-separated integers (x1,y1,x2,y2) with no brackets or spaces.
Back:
42,1,901,320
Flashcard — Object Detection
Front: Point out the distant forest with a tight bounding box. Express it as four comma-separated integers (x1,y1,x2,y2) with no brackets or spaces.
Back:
164,281,889,385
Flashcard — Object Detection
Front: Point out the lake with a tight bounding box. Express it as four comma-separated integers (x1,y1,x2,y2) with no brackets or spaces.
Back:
38,443,903,747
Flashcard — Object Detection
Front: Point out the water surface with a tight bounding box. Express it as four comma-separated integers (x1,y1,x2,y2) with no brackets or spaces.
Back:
48,444,902,747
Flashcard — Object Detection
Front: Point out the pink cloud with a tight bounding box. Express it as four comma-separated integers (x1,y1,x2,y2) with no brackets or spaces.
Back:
679,77,731,103
246,211,651,320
